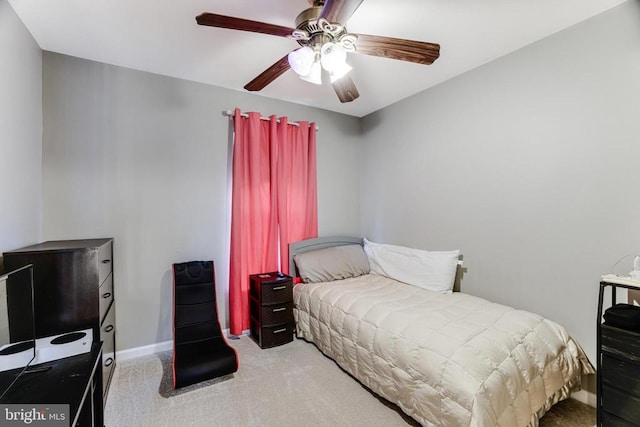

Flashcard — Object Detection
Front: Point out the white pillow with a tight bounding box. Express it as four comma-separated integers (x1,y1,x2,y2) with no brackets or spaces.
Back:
363,238,460,293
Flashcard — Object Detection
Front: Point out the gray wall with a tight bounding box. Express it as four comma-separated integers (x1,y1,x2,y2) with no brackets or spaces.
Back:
0,0,42,254
361,1,640,362
31,1,640,362
42,53,362,351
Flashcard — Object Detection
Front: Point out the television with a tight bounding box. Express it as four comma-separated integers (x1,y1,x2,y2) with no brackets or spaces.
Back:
0,263,36,399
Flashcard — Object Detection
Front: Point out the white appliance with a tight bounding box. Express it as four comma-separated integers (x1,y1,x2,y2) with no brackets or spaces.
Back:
33,328,93,365
0,340,35,372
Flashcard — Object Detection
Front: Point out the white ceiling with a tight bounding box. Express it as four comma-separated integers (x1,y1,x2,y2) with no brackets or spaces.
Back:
9,0,628,117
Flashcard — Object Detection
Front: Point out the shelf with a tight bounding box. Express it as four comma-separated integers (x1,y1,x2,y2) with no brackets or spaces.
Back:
0,343,103,426
598,282,640,426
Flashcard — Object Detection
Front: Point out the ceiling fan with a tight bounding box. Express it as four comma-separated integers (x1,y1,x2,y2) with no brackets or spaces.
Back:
196,0,440,103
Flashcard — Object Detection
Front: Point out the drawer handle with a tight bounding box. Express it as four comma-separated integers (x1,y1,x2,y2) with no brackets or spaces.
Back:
273,328,287,334
102,292,112,299
102,259,111,264
105,325,114,333
272,286,286,291
105,357,114,367
272,307,286,312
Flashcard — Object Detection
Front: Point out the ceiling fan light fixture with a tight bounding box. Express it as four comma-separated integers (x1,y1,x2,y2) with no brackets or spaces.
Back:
320,42,351,82
320,42,347,72
288,46,315,76
329,62,352,82
299,60,322,85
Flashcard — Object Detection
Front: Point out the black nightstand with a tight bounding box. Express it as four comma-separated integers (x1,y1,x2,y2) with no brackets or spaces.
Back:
249,272,294,348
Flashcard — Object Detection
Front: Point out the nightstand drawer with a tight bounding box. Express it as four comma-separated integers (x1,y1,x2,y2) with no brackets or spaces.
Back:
250,300,293,327
251,322,294,349
260,281,293,305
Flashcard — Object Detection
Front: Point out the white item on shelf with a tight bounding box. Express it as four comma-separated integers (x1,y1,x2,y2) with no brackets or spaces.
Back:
601,274,640,288
0,341,35,372
631,256,640,280
33,328,93,365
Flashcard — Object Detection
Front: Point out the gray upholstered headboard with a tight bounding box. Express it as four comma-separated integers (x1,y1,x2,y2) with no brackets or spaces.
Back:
288,236,363,277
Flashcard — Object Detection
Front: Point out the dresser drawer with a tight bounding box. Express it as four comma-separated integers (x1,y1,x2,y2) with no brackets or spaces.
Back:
602,384,640,425
602,411,638,427
98,240,113,286
602,325,640,361
251,322,294,349
261,280,293,305
101,304,116,403
99,273,114,324
250,299,293,327
602,354,640,395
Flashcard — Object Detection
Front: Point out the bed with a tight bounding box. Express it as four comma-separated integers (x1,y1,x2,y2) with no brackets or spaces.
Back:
289,236,594,427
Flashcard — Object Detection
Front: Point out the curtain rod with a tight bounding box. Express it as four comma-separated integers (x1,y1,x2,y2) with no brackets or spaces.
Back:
221,110,319,131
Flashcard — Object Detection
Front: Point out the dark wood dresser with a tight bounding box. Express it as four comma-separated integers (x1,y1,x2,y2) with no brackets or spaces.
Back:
249,272,294,348
3,238,116,406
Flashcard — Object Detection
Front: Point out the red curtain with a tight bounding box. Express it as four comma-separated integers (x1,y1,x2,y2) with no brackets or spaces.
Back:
276,117,318,275
228,109,317,335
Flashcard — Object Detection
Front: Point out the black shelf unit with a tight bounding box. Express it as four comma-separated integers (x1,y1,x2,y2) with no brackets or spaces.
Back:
0,343,104,427
597,281,640,426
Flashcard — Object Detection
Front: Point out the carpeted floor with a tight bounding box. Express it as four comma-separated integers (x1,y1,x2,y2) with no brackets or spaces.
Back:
104,336,595,426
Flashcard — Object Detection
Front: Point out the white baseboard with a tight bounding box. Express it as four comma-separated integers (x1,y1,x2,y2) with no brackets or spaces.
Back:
116,340,172,361
115,328,249,362
571,389,596,408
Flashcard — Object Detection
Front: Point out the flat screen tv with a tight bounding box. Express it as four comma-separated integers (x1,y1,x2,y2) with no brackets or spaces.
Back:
0,263,35,399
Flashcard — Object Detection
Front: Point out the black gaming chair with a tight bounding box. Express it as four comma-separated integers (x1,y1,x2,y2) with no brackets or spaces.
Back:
172,261,238,388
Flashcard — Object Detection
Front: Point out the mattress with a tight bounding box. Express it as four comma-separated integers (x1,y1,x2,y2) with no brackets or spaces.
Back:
293,274,593,426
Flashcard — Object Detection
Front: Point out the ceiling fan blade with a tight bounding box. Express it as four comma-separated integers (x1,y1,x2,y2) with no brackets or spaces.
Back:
196,13,295,38
320,0,365,24
332,75,360,103
244,54,291,92
354,34,440,65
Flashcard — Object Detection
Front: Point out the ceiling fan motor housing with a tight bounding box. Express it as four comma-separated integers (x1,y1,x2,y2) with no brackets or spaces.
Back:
293,5,355,53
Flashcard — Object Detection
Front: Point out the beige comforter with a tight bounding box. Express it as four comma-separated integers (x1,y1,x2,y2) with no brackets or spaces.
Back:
293,274,593,426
